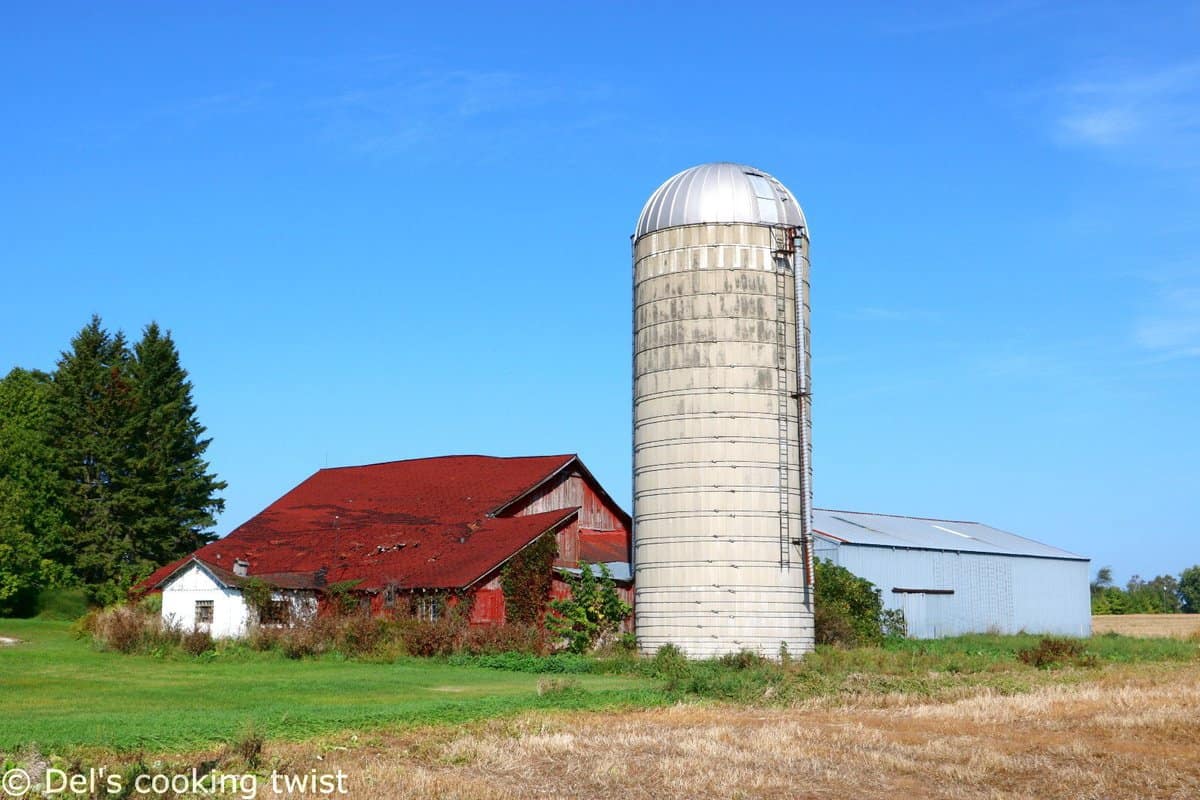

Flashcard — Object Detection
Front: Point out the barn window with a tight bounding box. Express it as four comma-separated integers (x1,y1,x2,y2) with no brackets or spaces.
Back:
194,600,213,625
259,599,290,625
415,595,443,622
384,585,397,607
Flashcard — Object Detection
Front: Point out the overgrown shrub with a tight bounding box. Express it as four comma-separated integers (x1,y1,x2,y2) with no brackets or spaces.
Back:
231,723,264,769
814,558,894,646
334,615,384,657
649,643,690,691
547,562,632,653
640,647,788,702
280,630,324,660
276,616,339,659
813,603,857,646
80,603,182,654
400,616,464,657
716,649,768,670
459,623,544,655
248,625,283,652
1017,637,1097,669
181,628,214,656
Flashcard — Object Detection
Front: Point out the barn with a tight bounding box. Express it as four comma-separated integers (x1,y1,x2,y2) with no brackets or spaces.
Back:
135,454,631,638
813,509,1091,638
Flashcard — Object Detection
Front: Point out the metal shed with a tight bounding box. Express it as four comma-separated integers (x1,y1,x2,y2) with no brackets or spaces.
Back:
813,509,1091,638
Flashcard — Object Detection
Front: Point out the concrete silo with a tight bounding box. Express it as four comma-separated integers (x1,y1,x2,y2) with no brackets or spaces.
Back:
632,162,814,658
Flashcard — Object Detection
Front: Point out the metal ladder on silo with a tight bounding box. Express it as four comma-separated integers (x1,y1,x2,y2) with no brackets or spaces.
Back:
773,227,794,570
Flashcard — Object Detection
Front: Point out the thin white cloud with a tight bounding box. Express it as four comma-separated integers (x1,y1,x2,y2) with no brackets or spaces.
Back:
1052,61,1200,164
1135,283,1200,361
1058,106,1141,147
315,69,614,158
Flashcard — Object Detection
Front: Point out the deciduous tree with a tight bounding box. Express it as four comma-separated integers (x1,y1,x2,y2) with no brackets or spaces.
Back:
1180,566,1200,614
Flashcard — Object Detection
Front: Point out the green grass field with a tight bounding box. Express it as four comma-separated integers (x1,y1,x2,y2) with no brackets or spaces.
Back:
0,619,661,753
4,618,1197,759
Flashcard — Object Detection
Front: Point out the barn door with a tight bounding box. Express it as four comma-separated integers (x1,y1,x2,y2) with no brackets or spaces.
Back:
899,592,927,638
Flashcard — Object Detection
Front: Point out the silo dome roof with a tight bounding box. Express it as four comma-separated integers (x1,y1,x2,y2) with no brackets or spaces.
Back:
634,162,806,239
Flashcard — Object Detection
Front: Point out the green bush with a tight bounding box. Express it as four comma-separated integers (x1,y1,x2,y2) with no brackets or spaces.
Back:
547,562,632,653
136,592,162,615
814,558,896,646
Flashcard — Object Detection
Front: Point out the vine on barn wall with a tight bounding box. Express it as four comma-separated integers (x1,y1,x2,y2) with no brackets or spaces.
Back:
500,533,559,625
241,578,272,616
324,579,363,616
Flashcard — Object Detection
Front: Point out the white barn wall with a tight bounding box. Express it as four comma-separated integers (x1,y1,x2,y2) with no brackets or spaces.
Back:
160,563,319,638
815,541,1091,638
161,563,250,638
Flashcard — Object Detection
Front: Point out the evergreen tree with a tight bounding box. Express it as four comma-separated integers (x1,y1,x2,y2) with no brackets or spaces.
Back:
49,316,138,603
126,323,225,564
3,317,227,608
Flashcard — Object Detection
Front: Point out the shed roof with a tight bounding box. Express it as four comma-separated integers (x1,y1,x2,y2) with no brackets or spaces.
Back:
813,509,1087,561
136,454,615,594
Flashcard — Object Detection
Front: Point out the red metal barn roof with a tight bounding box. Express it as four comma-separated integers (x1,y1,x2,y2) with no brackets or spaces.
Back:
136,454,592,594
578,529,631,563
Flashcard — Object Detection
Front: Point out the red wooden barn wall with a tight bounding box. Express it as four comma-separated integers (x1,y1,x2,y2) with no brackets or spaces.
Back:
507,470,630,568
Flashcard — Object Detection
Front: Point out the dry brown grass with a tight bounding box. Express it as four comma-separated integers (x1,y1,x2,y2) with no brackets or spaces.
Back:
1093,614,1200,639
260,663,1200,800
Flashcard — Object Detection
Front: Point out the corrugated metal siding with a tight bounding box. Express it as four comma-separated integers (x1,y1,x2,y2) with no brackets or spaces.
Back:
830,544,1090,638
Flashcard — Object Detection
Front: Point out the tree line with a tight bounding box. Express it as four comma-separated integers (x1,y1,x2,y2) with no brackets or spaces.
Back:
1090,566,1200,615
0,316,225,614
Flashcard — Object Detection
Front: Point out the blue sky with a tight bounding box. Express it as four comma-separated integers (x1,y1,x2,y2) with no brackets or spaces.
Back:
2,2,1197,584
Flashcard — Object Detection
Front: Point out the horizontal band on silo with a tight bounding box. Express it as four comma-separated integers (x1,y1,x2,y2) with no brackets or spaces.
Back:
635,301,791,327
